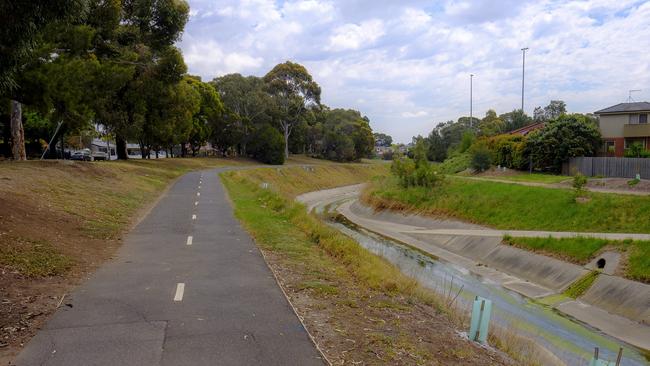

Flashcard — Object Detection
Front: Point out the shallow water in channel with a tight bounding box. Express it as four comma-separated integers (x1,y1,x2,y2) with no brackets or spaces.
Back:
327,217,649,366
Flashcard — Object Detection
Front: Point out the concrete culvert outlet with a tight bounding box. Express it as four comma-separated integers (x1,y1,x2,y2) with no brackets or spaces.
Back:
596,258,606,269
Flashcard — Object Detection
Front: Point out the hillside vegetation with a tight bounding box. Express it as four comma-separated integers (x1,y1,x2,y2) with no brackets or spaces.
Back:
365,176,650,282
365,176,650,233
221,166,528,365
226,162,388,198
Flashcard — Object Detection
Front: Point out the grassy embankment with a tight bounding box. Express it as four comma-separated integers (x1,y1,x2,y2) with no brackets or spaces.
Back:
222,165,544,365
365,176,650,283
0,158,253,276
0,157,259,360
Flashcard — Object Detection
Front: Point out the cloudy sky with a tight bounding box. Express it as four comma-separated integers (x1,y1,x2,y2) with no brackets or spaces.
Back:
179,0,650,142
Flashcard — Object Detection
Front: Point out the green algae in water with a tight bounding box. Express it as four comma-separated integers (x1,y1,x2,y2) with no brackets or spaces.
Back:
564,271,599,299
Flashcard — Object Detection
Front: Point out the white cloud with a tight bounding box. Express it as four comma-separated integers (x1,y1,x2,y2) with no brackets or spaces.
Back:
399,8,431,32
402,111,428,118
327,19,385,51
180,0,650,142
183,39,263,77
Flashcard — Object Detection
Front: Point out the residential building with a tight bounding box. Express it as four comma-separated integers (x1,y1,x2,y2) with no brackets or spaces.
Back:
595,102,650,157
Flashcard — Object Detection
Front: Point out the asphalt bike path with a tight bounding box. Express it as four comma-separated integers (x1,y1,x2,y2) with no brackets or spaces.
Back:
15,168,324,366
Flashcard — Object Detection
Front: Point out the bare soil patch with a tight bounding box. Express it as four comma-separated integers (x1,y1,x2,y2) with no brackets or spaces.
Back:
582,177,650,193
263,251,512,365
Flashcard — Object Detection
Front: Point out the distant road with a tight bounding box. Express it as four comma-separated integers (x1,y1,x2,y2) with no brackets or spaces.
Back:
15,168,324,366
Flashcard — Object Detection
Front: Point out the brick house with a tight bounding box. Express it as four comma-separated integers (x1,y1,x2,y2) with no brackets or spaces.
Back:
595,102,650,157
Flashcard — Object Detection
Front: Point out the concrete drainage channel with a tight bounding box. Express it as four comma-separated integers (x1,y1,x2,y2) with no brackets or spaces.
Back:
297,185,650,366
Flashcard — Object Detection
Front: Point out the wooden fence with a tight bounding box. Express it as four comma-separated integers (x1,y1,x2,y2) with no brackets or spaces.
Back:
563,157,650,178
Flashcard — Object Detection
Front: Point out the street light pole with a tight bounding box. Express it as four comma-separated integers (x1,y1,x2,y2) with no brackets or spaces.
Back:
521,47,528,112
470,73,474,126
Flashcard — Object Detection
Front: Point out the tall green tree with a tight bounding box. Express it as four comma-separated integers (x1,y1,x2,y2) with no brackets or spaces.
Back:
320,108,374,161
499,109,533,132
211,74,271,154
263,61,321,159
373,132,392,147
1,0,86,160
92,0,190,159
186,77,224,156
478,109,505,136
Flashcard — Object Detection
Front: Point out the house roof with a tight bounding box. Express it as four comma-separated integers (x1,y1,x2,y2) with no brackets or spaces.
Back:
594,102,650,114
509,122,545,136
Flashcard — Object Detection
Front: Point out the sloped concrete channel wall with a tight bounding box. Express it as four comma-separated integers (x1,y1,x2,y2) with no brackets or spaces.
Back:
407,232,589,293
582,276,650,324
346,201,650,325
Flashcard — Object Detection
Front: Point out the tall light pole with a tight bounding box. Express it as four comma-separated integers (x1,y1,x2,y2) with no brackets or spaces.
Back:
521,47,528,112
470,73,474,126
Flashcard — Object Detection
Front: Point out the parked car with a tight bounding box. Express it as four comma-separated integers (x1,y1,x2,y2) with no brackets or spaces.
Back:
91,151,108,161
70,149,92,161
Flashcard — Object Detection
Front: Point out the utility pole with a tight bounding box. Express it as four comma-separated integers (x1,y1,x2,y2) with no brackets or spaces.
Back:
470,73,474,126
521,47,528,112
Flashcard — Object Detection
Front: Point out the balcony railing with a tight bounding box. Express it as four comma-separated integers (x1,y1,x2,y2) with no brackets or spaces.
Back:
623,123,650,137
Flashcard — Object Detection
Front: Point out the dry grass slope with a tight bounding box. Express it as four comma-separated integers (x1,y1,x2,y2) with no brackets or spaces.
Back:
223,166,546,365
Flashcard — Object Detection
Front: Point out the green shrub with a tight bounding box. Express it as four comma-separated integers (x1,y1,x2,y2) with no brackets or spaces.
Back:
625,142,645,158
459,130,475,153
527,114,602,172
438,152,471,174
391,156,443,188
248,124,285,164
572,173,587,190
485,134,529,170
470,143,491,172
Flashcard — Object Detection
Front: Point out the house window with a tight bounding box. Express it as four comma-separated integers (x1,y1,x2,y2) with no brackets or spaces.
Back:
604,140,615,154
629,114,640,124
625,138,646,149
640,114,648,124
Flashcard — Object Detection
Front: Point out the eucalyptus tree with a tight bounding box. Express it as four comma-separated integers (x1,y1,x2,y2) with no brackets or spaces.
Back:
186,77,224,156
211,74,271,154
1,0,86,160
263,62,321,159
321,108,374,161
89,0,190,159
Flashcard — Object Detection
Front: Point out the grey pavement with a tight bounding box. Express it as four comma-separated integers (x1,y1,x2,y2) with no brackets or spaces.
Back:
15,168,324,366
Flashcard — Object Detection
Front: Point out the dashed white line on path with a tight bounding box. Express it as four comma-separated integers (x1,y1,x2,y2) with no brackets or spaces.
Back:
197,192,200,196
174,283,185,302
186,236,193,245
195,201,198,206
192,214,197,220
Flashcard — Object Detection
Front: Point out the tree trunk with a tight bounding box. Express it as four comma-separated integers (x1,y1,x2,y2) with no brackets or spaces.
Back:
283,123,290,159
139,141,146,159
10,100,26,161
116,134,128,160
59,132,65,159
